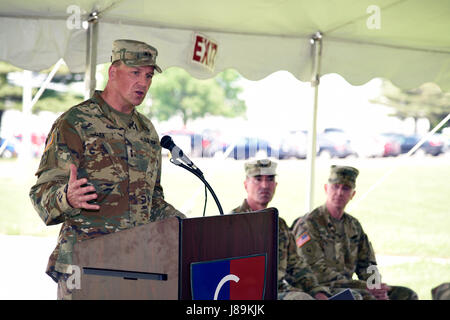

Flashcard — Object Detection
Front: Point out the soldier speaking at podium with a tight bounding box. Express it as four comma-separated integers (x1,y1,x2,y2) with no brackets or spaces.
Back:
29,39,185,299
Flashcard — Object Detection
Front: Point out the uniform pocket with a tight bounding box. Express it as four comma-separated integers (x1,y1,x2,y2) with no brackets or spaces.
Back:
130,135,160,205
83,132,128,203
321,238,336,261
84,132,127,176
144,139,160,180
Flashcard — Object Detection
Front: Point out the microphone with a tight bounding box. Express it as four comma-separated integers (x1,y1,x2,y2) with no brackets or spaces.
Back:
160,135,202,175
160,134,223,216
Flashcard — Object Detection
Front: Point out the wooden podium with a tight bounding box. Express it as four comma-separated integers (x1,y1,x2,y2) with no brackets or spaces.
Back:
72,208,278,300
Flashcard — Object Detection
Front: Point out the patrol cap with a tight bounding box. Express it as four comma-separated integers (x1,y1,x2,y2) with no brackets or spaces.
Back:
111,39,162,73
245,159,277,177
328,165,359,188
432,283,450,300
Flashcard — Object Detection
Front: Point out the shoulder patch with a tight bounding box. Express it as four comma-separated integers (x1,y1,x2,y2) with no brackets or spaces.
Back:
43,131,55,153
296,231,311,248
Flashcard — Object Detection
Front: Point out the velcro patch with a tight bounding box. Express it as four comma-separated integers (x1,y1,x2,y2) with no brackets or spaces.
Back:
296,231,311,248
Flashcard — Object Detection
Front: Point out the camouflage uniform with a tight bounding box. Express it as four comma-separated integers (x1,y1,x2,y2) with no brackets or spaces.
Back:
231,199,331,300
29,91,185,289
291,165,418,300
231,159,331,300
432,282,450,300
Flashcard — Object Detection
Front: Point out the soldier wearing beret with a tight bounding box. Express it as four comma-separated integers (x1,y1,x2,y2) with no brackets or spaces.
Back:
230,159,331,300
29,39,185,299
291,165,418,300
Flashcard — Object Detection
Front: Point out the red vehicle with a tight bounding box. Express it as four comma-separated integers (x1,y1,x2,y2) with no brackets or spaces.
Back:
379,133,401,157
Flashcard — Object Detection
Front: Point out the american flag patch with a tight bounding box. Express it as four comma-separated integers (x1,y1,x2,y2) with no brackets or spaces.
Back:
296,232,311,248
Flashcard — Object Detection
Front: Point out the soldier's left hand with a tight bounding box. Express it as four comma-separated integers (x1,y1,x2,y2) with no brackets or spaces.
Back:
369,283,390,300
314,292,329,300
67,164,100,211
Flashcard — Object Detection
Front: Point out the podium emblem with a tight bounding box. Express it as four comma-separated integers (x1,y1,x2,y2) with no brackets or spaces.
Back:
190,254,266,300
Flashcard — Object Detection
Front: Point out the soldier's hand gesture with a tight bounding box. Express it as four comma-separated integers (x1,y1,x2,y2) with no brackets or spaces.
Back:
368,283,390,300
67,164,100,211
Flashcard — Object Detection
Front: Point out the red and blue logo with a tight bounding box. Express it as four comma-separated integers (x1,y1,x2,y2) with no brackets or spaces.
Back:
190,254,266,300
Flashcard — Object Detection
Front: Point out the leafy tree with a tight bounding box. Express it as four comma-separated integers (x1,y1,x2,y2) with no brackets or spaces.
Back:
0,62,23,126
215,69,247,117
373,80,450,133
145,67,246,126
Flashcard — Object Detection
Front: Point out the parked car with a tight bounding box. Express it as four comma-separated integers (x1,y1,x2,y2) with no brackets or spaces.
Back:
222,136,279,160
317,130,355,158
350,134,385,158
203,139,228,158
278,130,308,159
400,134,445,156
399,135,418,154
200,129,229,158
443,135,450,153
378,133,402,157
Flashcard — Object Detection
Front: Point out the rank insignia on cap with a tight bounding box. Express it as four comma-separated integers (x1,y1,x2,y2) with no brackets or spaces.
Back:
244,158,277,177
111,39,162,73
296,232,311,248
328,165,359,188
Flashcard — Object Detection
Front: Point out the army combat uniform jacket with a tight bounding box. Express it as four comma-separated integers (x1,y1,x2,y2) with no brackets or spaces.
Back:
291,205,377,290
231,200,330,298
30,91,185,282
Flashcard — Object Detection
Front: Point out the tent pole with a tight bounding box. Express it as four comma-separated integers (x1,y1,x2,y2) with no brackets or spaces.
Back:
30,59,64,110
306,32,323,212
19,70,33,162
17,59,63,161
85,11,99,100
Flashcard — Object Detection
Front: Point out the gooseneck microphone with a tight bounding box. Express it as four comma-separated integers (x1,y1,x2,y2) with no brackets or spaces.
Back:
160,135,224,216
160,135,202,175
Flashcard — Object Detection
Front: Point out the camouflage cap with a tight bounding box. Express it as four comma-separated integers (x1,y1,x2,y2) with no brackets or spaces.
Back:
432,282,450,300
111,39,162,72
328,165,359,188
245,159,277,177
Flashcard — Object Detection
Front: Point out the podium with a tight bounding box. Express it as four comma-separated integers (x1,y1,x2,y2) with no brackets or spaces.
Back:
72,208,278,300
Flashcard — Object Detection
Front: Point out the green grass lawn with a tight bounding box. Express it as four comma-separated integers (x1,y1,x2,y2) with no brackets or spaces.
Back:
1,155,449,299
379,259,450,301
0,159,61,237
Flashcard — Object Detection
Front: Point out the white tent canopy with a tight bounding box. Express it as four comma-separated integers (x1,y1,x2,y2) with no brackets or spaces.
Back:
1,0,449,90
1,0,449,210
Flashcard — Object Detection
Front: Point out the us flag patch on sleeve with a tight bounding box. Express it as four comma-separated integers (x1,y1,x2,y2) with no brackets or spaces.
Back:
296,231,311,248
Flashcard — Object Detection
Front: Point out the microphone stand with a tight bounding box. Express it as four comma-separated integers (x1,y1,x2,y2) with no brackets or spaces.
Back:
169,159,224,216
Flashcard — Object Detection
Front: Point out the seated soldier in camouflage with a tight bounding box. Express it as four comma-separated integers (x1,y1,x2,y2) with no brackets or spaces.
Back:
291,165,418,300
230,158,330,300
29,39,185,299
